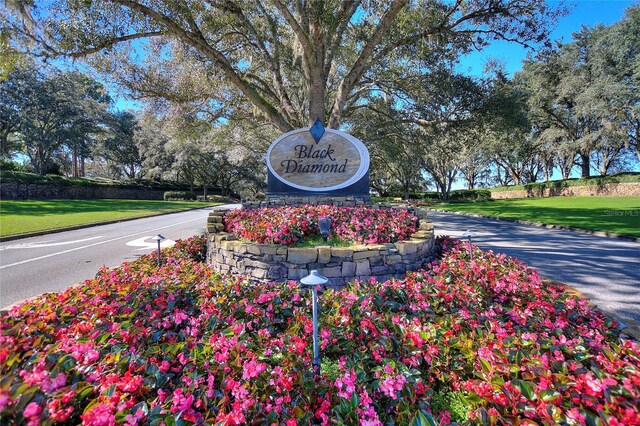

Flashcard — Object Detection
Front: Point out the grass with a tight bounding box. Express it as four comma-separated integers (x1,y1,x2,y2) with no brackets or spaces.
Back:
292,235,355,247
429,196,640,237
0,199,221,237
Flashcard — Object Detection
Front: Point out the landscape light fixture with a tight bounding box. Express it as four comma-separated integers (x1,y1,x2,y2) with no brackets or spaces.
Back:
462,230,475,260
152,234,166,266
318,217,332,243
300,270,328,377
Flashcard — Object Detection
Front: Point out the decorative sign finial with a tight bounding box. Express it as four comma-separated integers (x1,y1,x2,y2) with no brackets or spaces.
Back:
310,118,325,144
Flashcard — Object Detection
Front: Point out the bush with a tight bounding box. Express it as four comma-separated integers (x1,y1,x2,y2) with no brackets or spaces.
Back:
195,195,236,203
0,170,222,192
370,196,404,203
0,160,22,172
449,189,491,201
163,191,197,201
1,237,638,425
411,190,491,202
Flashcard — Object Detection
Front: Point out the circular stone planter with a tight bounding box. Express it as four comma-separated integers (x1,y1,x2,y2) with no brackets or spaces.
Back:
206,206,436,288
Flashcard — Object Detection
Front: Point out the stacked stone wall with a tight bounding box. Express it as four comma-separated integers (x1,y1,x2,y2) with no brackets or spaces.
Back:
206,207,435,288
1,183,168,200
490,182,640,199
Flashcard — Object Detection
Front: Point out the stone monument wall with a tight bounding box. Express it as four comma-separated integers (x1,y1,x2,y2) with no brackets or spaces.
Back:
206,207,436,288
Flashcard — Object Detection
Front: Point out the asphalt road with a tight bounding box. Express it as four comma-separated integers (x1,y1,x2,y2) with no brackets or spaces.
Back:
0,205,238,309
428,211,640,324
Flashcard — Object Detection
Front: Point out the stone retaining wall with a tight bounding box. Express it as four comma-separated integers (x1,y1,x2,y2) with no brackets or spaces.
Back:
491,182,640,199
1,183,168,200
206,208,435,288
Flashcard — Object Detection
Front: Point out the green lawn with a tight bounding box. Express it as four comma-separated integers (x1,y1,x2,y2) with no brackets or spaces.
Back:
0,199,221,237
430,196,640,237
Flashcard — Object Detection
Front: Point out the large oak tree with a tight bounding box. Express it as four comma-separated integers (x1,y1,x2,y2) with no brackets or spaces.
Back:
8,0,562,131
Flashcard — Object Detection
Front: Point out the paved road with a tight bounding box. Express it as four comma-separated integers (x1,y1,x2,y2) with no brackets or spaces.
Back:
0,205,238,309
428,211,640,324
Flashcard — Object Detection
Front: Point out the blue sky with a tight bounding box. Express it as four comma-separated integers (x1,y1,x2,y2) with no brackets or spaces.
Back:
458,0,637,77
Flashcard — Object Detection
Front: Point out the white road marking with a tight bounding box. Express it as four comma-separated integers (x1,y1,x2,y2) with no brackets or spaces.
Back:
126,236,175,250
0,216,204,270
1,236,104,250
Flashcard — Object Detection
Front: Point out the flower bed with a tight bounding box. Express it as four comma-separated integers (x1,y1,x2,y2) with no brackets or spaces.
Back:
1,237,639,425
208,207,435,284
224,205,418,246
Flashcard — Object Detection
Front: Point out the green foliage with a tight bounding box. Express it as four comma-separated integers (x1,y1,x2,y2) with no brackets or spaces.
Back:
371,196,405,203
430,389,472,423
7,0,561,130
449,190,491,201
292,235,354,248
519,5,640,177
0,64,110,175
196,195,237,203
321,359,341,382
0,170,213,191
413,189,492,202
95,111,143,179
0,159,23,171
163,191,197,201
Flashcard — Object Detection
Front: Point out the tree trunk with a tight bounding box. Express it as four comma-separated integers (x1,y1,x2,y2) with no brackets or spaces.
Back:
308,60,326,125
466,175,475,190
80,155,85,176
579,152,591,178
72,146,78,177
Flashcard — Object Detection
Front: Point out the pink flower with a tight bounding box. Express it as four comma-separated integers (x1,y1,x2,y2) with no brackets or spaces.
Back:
0,391,11,411
171,388,194,413
379,374,406,400
117,372,143,393
84,349,100,364
335,369,357,399
80,403,115,426
242,359,266,380
23,402,41,418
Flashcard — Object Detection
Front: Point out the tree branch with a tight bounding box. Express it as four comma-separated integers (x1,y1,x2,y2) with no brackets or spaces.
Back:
328,0,408,128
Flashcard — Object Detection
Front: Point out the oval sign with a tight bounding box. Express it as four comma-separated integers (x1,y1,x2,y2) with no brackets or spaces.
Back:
267,127,370,192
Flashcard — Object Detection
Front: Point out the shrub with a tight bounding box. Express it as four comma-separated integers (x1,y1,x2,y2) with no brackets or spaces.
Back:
0,170,221,192
0,237,638,425
370,196,404,203
224,205,418,245
195,195,236,203
449,189,491,201
163,191,197,201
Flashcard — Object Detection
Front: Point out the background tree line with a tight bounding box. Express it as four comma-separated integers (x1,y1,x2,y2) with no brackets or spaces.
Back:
0,62,267,196
1,1,638,199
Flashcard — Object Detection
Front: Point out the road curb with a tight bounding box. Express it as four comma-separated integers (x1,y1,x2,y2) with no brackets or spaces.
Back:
0,205,221,243
426,208,639,242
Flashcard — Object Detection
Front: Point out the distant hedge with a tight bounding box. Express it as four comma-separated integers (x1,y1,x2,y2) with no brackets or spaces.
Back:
0,170,220,193
164,191,197,201
196,194,237,203
491,172,640,193
410,189,491,201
